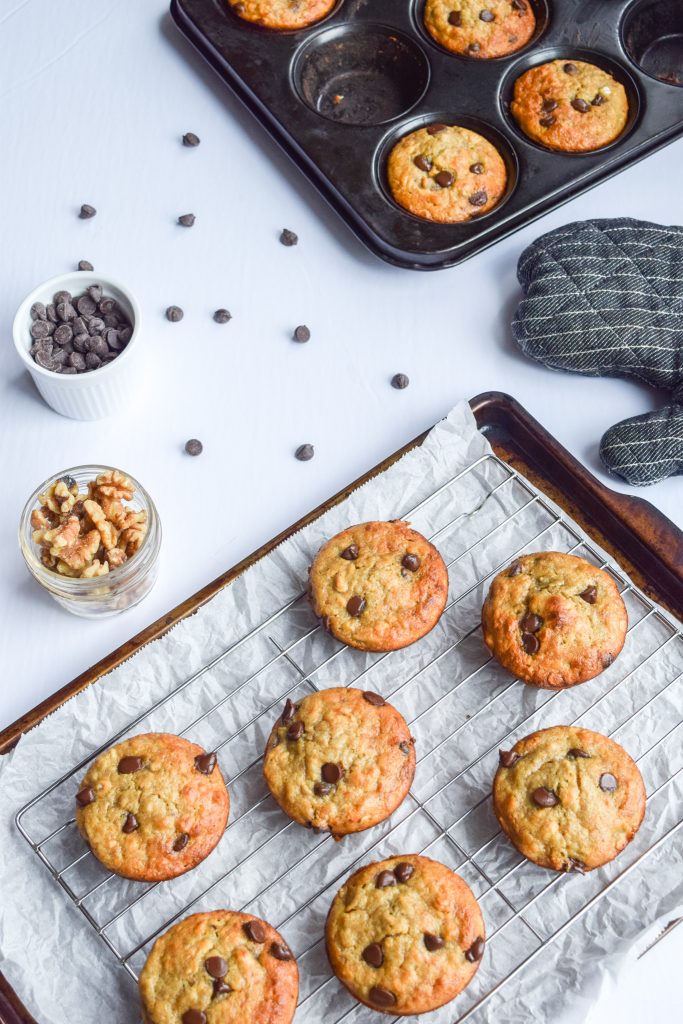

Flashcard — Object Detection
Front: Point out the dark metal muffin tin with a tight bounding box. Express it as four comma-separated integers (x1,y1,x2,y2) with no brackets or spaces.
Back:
171,0,683,270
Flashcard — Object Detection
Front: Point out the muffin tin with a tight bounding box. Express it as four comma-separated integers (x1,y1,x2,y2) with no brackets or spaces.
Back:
177,3,681,268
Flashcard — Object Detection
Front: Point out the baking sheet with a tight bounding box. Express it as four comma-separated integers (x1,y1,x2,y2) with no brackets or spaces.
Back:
0,400,681,1024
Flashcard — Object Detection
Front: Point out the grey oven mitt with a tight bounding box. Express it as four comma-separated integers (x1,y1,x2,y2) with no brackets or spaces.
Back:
512,217,683,486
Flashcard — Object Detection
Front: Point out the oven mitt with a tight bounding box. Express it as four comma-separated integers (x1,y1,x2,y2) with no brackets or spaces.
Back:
512,217,683,485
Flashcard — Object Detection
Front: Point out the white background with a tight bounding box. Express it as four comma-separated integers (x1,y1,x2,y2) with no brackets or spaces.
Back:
0,0,680,1019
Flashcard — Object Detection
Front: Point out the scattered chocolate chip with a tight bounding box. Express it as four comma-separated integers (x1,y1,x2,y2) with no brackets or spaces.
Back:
118,756,144,774
568,748,590,759
79,204,96,219
499,749,520,768
280,228,298,246
542,98,558,113
194,752,217,774
213,308,232,323
340,544,358,560
401,553,420,572
183,132,200,147
591,93,606,106
424,933,445,951
282,698,296,724
270,942,293,961
362,943,384,967
603,653,615,668
564,63,578,74
469,42,481,52
394,862,414,883
182,1012,206,1024
363,691,385,706
78,260,94,271
369,987,396,1008
213,979,230,997
414,154,432,172
173,832,190,851
435,170,454,188
314,781,332,796
599,773,617,792
448,11,462,26
427,123,447,135
480,9,495,21
520,611,543,633
391,373,410,389
295,444,314,461
532,786,558,807
466,937,486,962
470,162,484,174
122,812,139,833
205,956,228,978
579,585,597,604
166,305,184,322
346,595,365,616
243,920,266,943
521,632,540,654
470,190,489,207
375,869,397,889
185,438,203,457
509,562,522,577
293,325,310,343
399,740,412,755
287,720,304,741
539,114,557,127
76,786,95,807
566,857,586,873
571,97,590,113
178,213,196,227
321,762,343,784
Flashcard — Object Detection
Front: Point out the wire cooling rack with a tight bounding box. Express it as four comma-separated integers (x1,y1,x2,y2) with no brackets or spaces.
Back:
15,451,683,1023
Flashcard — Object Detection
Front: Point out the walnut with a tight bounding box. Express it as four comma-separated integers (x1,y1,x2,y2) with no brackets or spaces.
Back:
81,559,109,578
119,522,147,557
40,549,57,570
38,479,77,516
84,499,119,550
94,469,134,502
97,495,129,530
43,516,81,552
107,547,127,569
56,560,78,577
31,508,56,532
58,529,100,571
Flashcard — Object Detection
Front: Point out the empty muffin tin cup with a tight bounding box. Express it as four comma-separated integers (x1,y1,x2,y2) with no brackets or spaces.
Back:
294,23,430,125
622,0,683,86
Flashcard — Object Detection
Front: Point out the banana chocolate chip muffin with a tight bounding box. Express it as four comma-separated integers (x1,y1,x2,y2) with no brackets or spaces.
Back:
309,520,448,650
227,0,335,30
75,733,229,882
424,0,536,59
263,687,416,837
139,911,298,1024
387,124,507,224
510,59,629,152
493,726,646,872
482,552,627,689
326,854,485,1015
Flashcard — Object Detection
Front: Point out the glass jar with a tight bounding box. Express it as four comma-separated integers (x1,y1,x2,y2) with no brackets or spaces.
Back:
19,465,161,618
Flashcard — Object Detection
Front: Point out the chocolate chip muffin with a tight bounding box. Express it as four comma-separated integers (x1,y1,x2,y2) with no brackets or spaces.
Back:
139,911,298,1024
227,0,335,31
424,0,536,59
510,59,629,152
493,726,646,872
75,733,229,882
387,124,507,224
326,854,485,1015
308,520,449,650
263,688,416,837
481,552,628,689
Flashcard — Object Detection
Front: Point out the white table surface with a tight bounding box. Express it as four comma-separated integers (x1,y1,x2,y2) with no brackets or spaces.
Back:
0,0,681,1019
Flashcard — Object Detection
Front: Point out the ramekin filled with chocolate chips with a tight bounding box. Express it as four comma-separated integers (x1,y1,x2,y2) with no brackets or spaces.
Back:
13,271,141,419
19,466,161,617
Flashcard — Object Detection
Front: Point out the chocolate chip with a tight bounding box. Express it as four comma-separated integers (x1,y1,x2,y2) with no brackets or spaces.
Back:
122,812,139,833
79,204,96,219
363,943,384,967
511,0,527,10
287,720,304,741
183,132,200,147
31,320,50,340
424,933,444,951
78,260,94,271
479,9,495,21
178,213,196,227
521,632,540,654
270,942,293,961
603,653,615,668
76,786,95,807
346,595,365,616
205,956,228,978
375,870,396,889
369,987,396,1008
53,324,73,346
508,562,522,577
69,352,86,370
539,114,557,127
280,228,298,246
520,611,542,633
599,773,617,792
448,11,462,26
118,756,144,774
427,123,447,135
181,1012,206,1024
340,544,358,560
465,936,485,962
363,691,385,706
213,308,232,323
564,63,578,74
293,325,310,343
46,303,58,323
414,154,432,172
34,351,57,370
542,98,558,112
173,832,189,851
295,444,314,461
470,162,484,174
99,296,117,315
401,553,420,572
281,698,296,724
194,752,217,774
30,302,47,320
394,862,414,883
568,748,590,759
579,585,597,604
499,749,520,768
321,762,343,784
399,740,412,755
243,920,266,943
592,93,606,106
532,786,558,807
469,42,481,52
566,857,586,873
212,979,230,997
435,170,454,188
391,373,410,389
54,292,73,307
185,438,203,456
88,284,103,304
166,305,184,322
313,781,332,796
571,97,590,113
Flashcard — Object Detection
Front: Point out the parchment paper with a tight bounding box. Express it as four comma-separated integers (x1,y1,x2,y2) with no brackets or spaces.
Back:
1,401,681,1024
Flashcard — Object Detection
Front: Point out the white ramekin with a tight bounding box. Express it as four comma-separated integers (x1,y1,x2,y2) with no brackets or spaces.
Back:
13,271,142,420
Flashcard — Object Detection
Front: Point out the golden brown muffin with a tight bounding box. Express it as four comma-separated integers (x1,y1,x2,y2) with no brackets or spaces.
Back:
75,733,229,882
482,552,628,688
263,687,415,837
326,854,485,1015
510,59,629,152
227,0,335,31
387,124,508,223
309,520,449,651
139,911,298,1024
493,726,646,872
424,0,536,59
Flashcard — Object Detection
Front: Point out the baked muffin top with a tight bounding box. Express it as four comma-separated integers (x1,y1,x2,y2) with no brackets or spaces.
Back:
424,0,536,59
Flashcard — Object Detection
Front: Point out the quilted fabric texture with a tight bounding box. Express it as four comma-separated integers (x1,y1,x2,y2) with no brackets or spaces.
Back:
512,217,683,485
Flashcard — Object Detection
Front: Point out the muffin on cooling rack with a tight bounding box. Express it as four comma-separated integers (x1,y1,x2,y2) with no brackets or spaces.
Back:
139,911,298,1024
326,854,485,1015
263,687,416,837
481,552,628,688
493,725,646,872
228,0,336,31
308,520,449,650
510,59,629,152
424,0,537,59
75,732,229,882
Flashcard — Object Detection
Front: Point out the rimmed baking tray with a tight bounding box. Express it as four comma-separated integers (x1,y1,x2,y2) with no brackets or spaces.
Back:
170,0,683,270
1,391,681,1024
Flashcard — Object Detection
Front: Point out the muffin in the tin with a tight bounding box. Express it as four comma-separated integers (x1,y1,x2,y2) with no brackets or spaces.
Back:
387,124,508,223
227,0,336,31
424,0,537,59
510,59,629,152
